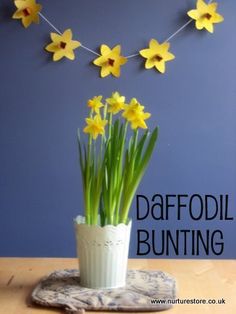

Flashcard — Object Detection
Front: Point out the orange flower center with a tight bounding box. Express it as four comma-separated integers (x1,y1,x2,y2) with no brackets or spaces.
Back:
60,41,67,49
203,13,212,20
154,54,163,62
22,7,31,17
108,58,115,66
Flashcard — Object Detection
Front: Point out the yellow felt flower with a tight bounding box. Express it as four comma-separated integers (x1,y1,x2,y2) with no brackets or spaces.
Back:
93,45,127,78
87,96,104,113
83,114,108,140
12,0,42,28
139,39,175,74
106,92,126,114
187,0,224,33
122,98,151,129
45,29,81,61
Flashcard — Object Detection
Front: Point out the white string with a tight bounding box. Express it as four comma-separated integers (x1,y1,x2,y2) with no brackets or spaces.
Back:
38,12,62,35
39,0,214,59
80,44,100,56
125,18,193,58
125,0,213,58
39,12,101,56
163,19,193,42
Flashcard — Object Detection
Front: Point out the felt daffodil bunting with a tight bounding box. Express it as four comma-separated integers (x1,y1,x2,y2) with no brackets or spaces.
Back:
12,0,42,28
93,45,127,78
122,98,151,129
87,96,104,113
139,39,175,73
83,114,108,140
187,0,224,33
45,29,81,61
13,0,224,77
106,92,126,114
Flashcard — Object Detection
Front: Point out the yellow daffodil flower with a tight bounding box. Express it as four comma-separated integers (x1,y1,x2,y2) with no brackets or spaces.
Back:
12,0,42,28
130,111,151,130
87,96,104,114
83,114,108,140
45,29,81,61
139,39,175,74
106,92,126,114
122,98,151,129
187,0,224,33
122,98,145,122
93,45,127,78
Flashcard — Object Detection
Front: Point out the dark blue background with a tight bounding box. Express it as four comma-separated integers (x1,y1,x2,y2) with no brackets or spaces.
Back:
0,0,235,258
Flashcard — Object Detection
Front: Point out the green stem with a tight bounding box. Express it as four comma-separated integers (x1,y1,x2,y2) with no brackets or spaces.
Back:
85,134,92,224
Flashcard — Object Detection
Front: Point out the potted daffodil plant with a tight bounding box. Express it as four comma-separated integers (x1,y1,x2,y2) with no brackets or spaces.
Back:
75,92,158,289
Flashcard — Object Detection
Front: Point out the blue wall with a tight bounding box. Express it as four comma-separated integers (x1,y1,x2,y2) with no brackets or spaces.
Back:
0,0,235,258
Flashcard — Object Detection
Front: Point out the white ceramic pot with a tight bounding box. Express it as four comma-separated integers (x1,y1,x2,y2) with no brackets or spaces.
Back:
74,215,132,289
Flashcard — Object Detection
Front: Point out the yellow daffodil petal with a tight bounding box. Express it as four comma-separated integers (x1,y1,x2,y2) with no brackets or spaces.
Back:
112,45,121,55
65,50,75,60
164,51,175,61
14,1,27,9
100,44,111,55
203,20,214,33
63,29,73,41
22,16,31,28
101,66,111,78
12,10,22,19
111,66,120,78
149,39,160,50
53,50,65,61
70,40,81,49
93,56,105,66
51,32,62,43
140,48,154,59
187,9,200,20
119,56,128,66
131,119,148,130
145,59,155,69
211,13,224,23
45,42,57,52
155,60,166,73
196,19,204,30
160,42,170,52
208,2,218,11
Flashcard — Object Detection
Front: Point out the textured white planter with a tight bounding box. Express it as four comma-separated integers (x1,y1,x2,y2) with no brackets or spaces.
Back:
74,216,132,289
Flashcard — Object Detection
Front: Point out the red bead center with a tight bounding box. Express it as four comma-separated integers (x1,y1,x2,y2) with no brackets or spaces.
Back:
204,13,212,20
60,42,67,49
108,58,115,66
22,8,31,17
154,55,163,62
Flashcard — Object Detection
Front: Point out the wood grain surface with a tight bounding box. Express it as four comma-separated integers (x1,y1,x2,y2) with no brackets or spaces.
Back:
0,258,235,314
